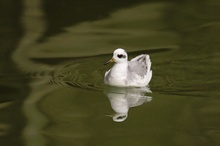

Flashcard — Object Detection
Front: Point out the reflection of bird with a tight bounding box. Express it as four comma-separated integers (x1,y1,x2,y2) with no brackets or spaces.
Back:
104,48,152,87
105,87,152,122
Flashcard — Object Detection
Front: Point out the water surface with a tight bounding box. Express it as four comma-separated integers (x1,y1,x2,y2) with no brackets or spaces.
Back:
0,0,220,146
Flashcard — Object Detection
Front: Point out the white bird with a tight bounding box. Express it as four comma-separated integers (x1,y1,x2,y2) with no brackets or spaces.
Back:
104,48,152,87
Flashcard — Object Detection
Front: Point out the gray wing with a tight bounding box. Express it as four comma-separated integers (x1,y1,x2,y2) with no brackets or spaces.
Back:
128,54,151,78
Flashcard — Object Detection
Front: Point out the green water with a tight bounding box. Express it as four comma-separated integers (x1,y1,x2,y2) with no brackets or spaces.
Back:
0,0,220,146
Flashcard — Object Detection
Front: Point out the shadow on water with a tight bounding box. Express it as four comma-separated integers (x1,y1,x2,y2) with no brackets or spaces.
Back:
0,0,220,145
40,0,152,41
0,0,27,146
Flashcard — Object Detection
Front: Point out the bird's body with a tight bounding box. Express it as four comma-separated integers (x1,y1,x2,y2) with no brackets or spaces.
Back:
104,48,152,87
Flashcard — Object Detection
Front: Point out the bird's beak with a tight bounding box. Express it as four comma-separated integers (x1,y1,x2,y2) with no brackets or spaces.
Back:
104,58,115,65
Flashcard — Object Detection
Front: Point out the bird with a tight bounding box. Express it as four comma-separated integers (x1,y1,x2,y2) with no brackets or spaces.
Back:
104,48,152,87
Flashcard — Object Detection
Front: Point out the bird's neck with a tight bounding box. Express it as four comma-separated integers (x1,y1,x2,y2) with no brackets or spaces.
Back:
111,62,128,76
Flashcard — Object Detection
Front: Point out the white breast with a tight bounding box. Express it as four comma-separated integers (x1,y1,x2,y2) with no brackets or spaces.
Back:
105,63,128,87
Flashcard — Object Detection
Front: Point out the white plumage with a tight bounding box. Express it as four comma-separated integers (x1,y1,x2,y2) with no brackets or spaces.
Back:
104,48,152,87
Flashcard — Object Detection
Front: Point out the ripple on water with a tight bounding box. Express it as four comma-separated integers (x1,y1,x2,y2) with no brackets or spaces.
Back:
49,57,108,90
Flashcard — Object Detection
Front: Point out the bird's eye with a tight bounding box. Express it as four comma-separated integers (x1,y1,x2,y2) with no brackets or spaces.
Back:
117,54,126,58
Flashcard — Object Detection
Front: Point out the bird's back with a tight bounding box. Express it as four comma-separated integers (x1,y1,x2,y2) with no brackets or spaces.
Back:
127,54,152,86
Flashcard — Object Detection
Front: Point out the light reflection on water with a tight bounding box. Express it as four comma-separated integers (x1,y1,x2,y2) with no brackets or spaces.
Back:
104,86,152,122
0,0,220,145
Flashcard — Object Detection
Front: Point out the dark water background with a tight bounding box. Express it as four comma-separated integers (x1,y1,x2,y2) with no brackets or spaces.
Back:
0,0,220,145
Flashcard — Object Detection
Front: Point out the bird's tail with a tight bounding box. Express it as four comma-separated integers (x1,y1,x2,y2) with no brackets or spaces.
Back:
145,55,152,85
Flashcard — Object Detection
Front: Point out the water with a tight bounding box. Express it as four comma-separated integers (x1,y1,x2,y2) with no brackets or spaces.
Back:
0,0,220,145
